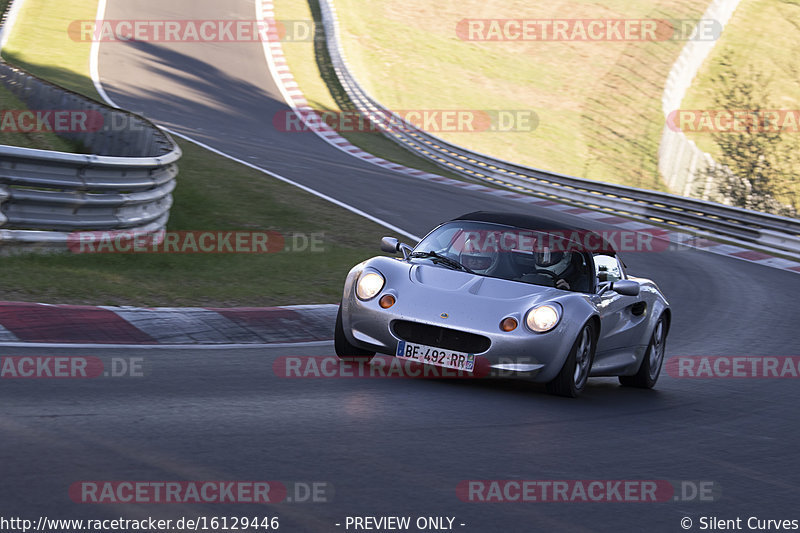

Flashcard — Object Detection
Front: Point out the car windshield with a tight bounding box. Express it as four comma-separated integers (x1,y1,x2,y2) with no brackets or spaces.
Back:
412,221,595,292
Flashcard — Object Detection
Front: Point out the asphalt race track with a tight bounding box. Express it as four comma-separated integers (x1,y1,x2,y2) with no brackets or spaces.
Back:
1,0,799,532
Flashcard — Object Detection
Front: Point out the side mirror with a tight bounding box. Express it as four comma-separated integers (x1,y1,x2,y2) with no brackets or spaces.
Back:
380,237,399,253
610,279,640,296
381,237,413,259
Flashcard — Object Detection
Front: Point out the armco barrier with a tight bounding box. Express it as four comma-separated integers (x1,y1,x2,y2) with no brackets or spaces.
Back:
0,13,180,249
658,0,742,199
314,0,800,258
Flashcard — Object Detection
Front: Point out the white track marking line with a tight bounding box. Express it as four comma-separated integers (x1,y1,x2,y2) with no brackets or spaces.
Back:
88,0,419,242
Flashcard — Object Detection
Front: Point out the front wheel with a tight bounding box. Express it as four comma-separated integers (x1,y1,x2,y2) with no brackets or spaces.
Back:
546,322,596,397
619,315,667,389
334,305,375,362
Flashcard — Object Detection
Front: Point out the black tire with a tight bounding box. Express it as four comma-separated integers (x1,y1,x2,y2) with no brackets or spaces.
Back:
619,315,667,389
546,322,596,398
334,305,375,361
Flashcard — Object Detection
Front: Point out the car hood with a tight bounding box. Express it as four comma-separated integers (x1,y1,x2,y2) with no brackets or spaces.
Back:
407,263,562,303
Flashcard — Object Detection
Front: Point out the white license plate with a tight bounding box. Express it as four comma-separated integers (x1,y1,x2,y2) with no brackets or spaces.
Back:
395,340,475,372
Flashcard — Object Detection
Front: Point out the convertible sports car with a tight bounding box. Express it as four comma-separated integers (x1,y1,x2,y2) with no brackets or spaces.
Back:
335,211,670,397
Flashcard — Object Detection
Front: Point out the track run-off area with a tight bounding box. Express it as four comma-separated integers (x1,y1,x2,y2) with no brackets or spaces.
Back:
1,0,799,532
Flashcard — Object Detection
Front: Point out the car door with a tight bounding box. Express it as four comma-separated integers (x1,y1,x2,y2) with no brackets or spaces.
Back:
589,254,648,373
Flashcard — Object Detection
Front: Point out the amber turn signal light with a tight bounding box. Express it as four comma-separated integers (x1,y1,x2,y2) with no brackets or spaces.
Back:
500,317,518,332
379,294,396,308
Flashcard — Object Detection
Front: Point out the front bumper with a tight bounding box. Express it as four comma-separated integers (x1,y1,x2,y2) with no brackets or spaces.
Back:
342,291,578,383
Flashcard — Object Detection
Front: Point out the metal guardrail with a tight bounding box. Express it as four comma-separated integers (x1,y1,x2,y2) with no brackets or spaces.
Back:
316,0,800,258
658,0,741,199
0,61,181,248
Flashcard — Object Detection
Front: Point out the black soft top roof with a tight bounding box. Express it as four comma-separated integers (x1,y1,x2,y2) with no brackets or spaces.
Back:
451,211,616,254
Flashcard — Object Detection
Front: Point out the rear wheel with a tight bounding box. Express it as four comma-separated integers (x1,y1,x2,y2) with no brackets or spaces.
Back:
334,305,375,362
546,322,595,397
619,315,667,389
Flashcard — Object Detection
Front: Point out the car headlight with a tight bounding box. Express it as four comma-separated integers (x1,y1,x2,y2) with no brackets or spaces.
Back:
356,271,385,300
526,304,561,333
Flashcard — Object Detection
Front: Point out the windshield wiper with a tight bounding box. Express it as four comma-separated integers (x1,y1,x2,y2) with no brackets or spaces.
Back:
409,250,475,274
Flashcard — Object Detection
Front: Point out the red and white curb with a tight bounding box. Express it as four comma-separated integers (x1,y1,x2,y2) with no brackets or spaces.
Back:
0,302,337,345
256,0,800,276
256,0,447,181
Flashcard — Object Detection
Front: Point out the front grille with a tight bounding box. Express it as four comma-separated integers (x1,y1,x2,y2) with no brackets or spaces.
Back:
392,320,491,353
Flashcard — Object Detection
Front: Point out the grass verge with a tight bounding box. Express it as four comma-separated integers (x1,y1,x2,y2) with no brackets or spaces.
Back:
0,0,89,151
273,0,469,182
1,0,98,96
276,0,710,192
0,0,405,306
0,139,404,306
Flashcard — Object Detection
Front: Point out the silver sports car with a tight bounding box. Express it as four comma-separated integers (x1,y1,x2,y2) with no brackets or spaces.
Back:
335,211,670,397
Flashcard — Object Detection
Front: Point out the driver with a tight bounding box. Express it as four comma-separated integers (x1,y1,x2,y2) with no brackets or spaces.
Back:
459,236,499,274
534,247,573,290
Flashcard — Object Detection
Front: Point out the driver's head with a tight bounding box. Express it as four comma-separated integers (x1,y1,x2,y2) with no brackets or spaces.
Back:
459,237,498,274
460,253,495,273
